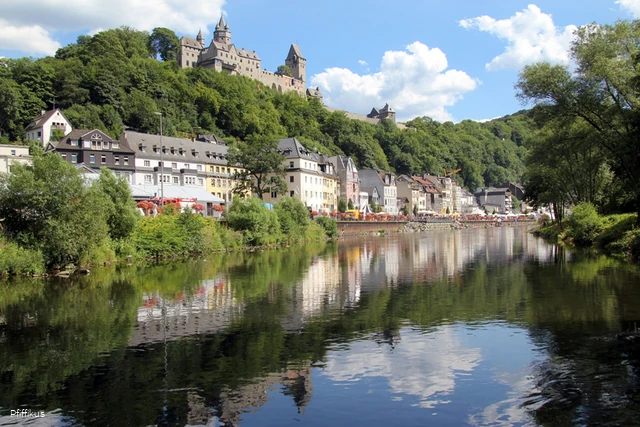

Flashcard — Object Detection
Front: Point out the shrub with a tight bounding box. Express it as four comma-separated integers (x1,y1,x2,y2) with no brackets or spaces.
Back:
0,239,44,275
306,222,329,241
226,197,281,246
315,216,338,238
564,203,603,247
274,197,310,243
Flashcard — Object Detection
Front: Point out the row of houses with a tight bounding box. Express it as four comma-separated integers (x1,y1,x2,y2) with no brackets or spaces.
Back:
18,109,519,215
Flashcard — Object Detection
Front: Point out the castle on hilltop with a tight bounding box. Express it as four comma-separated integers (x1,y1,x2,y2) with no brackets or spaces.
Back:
178,17,307,95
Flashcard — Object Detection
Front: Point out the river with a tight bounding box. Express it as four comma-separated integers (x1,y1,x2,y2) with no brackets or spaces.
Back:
2,226,640,426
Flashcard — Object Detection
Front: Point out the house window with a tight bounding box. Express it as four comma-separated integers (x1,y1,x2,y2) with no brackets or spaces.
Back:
60,153,66,160
144,175,152,184
289,161,294,168
290,191,294,197
290,176,294,183
184,164,189,169
271,191,277,198
71,154,77,164
173,177,179,184
124,157,129,165
172,162,177,169
114,156,120,165
197,178,203,185
89,154,95,164
209,166,214,172
197,165,202,171
101,155,106,164
71,140,78,146
10,150,16,156
144,160,150,167
37,131,41,138
216,166,220,172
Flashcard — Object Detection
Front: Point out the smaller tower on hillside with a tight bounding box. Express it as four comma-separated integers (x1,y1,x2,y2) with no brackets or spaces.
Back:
214,16,231,45
285,44,306,83
378,104,396,123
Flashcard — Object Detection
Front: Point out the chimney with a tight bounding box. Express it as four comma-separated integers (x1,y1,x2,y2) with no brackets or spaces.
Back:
41,110,46,116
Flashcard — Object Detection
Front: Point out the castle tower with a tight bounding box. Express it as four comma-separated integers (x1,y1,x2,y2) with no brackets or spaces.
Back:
285,44,306,83
379,104,396,123
196,29,205,46
214,16,231,45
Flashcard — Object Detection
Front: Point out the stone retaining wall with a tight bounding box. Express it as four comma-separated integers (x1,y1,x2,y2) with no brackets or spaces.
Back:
336,220,536,236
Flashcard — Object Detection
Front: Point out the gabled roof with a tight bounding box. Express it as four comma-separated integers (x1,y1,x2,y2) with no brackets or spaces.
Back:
278,137,318,160
25,109,70,131
180,36,203,49
306,87,322,98
367,107,380,118
51,128,134,151
124,131,228,164
286,44,303,60
237,47,260,60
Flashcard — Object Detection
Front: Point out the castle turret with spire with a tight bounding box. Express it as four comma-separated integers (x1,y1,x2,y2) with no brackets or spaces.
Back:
177,16,306,95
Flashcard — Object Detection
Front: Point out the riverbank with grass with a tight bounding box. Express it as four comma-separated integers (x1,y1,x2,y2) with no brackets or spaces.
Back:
531,203,640,261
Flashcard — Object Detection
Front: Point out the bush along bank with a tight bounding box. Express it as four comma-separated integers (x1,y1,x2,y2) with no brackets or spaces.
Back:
0,150,337,276
532,202,640,260
0,195,338,277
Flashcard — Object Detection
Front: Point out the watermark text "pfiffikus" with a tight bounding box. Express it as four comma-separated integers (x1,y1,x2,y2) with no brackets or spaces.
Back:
11,409,45,418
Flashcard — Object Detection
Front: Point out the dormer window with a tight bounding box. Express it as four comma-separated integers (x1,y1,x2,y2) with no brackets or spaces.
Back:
139,144,145,152
153,145,158,153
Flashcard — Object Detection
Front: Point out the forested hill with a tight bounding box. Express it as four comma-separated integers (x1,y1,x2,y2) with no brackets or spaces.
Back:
0,26,535,191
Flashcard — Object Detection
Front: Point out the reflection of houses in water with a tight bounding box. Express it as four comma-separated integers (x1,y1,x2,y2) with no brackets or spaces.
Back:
129,275,243,347
185,366,313,427
339,228,557,292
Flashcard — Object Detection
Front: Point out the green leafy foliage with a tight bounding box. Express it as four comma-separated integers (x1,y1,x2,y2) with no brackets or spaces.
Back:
0,149,111,266
225,197,282,246
517,20,640,218
564,203,603,247
315,216,338,238
0,26,528,191
338,198,347,213
274,197,310,243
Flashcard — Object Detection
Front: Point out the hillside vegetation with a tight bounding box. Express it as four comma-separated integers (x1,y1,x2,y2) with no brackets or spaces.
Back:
0,26,534,190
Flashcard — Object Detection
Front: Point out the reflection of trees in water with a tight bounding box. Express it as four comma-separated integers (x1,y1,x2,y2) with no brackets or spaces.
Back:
3,229,640,426
521,255,640,426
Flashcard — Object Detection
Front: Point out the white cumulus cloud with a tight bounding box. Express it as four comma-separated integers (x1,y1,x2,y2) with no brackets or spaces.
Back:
616,0,640,17
311,41,478,122
0,19,61,56
0,0,226,55
459,4,577,71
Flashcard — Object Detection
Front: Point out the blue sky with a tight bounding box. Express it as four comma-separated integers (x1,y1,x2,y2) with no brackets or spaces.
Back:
0,0,637,122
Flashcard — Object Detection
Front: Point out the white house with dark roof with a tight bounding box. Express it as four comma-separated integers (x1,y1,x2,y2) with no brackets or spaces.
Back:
123,131,211,190
25,109,72,147
261,137,338,212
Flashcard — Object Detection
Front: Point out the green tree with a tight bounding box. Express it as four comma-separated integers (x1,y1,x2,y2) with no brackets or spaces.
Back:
276,65,292,76
516,20,640,219
338,198,347,213
347,198,354,210
403,205,409,216
96,168,139,240
0,149,110,266
274,196,310,242
148,27,180,62
413,204,418,216
226,134,287,199
225,197,281,246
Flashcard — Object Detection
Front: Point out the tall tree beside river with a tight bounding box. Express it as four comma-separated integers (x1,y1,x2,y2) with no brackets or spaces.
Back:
517,20,640,217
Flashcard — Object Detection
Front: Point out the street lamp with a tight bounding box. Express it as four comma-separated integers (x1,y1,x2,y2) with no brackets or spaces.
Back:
154,112,164,207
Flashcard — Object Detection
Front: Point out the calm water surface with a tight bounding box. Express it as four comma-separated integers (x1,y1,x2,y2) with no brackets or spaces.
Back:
2,227,640,426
